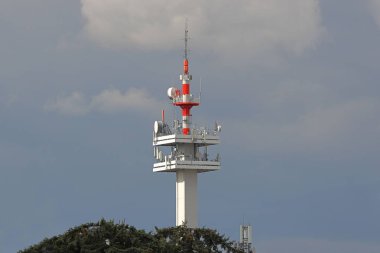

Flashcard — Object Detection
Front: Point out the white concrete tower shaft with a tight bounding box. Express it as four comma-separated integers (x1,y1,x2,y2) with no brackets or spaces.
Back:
176,171,197,227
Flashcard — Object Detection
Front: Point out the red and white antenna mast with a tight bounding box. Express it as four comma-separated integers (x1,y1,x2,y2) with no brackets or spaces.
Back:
153,25,221,228
174,22,199,135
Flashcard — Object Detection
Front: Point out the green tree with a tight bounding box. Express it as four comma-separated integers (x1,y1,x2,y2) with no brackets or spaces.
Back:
19,219,243,253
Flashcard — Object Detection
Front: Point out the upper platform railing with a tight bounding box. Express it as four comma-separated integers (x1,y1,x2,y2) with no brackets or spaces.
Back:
155,121,220,138
172,95,200,104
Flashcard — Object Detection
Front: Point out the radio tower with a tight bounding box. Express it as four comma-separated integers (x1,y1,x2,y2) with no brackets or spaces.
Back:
153,26,221,228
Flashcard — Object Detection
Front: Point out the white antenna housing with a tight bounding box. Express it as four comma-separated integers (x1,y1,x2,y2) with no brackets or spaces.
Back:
167,87,179,99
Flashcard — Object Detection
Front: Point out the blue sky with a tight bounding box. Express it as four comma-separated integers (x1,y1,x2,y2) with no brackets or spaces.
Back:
1,0,380,252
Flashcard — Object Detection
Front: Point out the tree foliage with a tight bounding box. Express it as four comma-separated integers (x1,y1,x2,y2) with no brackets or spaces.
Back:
20,219,243,253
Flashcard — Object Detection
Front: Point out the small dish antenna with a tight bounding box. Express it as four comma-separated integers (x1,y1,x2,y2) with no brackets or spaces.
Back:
167,87,179,99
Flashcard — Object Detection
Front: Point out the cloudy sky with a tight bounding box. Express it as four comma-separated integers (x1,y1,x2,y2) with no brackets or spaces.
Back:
1,0,380,252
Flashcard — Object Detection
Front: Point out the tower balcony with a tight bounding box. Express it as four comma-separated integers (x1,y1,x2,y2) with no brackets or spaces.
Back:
172,95,200,105
153,121,221,173
153,125,220,147
153,154,220,173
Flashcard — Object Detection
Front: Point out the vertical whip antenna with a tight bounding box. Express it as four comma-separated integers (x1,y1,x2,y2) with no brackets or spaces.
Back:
184,19,189,60
199,77,202,103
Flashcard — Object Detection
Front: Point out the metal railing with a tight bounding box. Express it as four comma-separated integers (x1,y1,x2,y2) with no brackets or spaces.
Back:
156,152,220,163
172,95,200,104
155,121,219,137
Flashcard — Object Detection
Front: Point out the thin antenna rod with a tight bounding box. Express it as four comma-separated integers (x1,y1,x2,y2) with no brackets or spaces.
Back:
199,77,202,103
184,19,189,59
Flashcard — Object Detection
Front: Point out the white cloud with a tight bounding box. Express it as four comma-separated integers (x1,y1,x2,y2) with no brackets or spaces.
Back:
45,92,89,116
81,0,324,56
45,88,163,116
369,0,380,29
91,88,163,113
225,88,380,156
